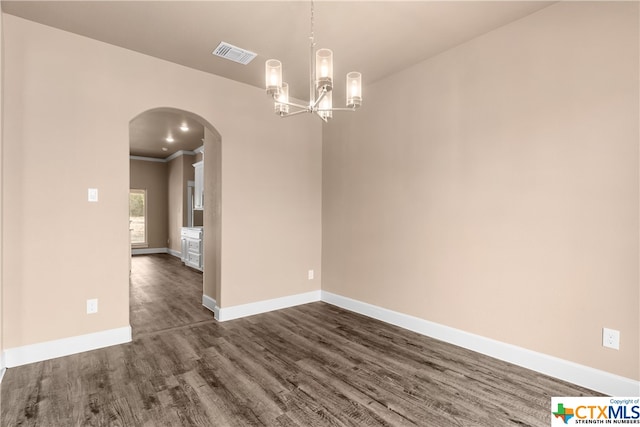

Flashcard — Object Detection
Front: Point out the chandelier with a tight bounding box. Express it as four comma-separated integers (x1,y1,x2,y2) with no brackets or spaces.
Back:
265,1,362,122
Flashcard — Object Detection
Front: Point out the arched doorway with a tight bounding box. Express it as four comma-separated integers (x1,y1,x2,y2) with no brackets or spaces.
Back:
128,107,221,334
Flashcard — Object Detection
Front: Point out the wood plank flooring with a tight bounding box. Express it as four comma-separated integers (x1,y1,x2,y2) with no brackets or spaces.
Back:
129,254,212,338
1,254,599,426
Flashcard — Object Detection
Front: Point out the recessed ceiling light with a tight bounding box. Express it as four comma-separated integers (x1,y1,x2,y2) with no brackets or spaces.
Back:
162,147,169,152
180,124,189,132
166,136,174,143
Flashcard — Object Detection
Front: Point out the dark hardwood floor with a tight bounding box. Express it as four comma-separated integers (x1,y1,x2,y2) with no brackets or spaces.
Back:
129,254,212,338
1,254,597,426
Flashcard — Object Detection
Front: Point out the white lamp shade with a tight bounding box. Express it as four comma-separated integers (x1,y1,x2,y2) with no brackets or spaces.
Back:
275,82,289,115
319,91,333,119
346,72,362,108
265,59,282,95
315,49,333,91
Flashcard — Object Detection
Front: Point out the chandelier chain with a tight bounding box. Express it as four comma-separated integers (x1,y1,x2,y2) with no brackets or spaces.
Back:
310,0,315,44
309,0,315,105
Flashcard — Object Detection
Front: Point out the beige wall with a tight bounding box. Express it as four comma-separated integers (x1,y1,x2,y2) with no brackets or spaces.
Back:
323,2,639,380
167,155,184,253
2,14,322,348
203,127,222,303
182,154,195,227
193,150,204,227
167,153,198,253
129,159,168,249
0,11,4,367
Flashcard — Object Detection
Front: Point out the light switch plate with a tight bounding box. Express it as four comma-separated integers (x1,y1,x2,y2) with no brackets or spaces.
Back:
88,188,98,202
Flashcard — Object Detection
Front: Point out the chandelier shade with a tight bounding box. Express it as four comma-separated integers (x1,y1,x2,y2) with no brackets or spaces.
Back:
275,82,289,116
346,72,362,108
265,1,361,122
319,91,332,120
315,48,333,91
265,59,282,96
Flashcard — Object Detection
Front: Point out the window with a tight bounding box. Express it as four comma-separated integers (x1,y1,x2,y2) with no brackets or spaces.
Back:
129,189,147,247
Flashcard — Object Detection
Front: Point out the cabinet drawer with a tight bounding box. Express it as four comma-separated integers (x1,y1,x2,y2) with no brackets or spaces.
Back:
181,227,202,239
187,252,201,267
187,239,201,252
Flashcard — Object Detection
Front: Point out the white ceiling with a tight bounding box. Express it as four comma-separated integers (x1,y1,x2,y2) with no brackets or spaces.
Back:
1,0,555,158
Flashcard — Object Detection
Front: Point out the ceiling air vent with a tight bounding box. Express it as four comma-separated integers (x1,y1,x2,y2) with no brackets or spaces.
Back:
212,42,257,65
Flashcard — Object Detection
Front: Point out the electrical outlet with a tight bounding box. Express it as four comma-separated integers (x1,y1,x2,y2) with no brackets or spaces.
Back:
602,327,620,350
88,188,98,202
87,298,98,314
308,270,314,280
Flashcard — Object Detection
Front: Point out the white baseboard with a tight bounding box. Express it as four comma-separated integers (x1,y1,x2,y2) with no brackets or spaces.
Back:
321,291,639,397
202,294,220,319
131,247,181,257
216,290,321,322
4,326,132,368
0,352,6,383
131,247,169,255
4,287,633,396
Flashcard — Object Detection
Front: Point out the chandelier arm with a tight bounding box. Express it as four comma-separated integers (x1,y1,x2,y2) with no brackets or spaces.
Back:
281,109,312,118
275,99,310,110
311,87,327,110
316,112,329,123
326,107,358,112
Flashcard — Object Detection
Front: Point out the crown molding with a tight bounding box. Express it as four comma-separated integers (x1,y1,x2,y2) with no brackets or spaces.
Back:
129,144,204,163
130,155,166,163
165,150,193,162
130,147,202,164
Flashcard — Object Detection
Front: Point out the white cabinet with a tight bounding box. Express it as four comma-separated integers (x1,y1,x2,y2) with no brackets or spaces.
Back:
181,227,203,271
193,161,204,210
180,235,188,263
